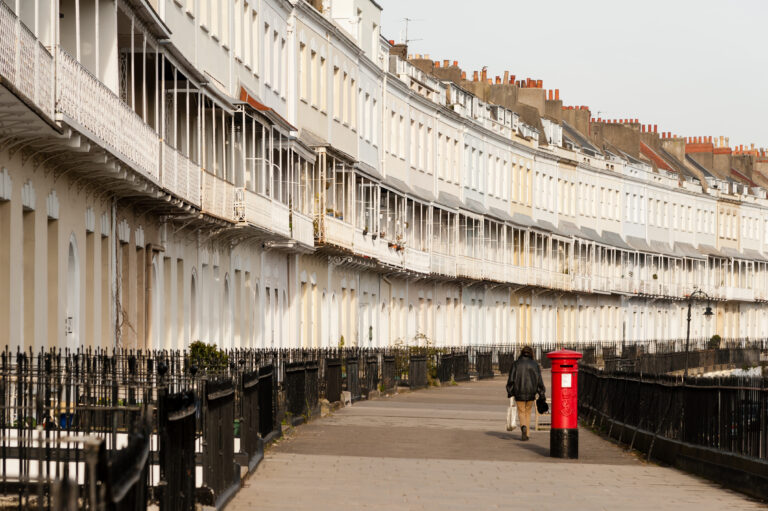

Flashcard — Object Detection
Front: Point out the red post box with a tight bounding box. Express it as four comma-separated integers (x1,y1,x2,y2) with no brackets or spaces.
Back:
547,349,582,458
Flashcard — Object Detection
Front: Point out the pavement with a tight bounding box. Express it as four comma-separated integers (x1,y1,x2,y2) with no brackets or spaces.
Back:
227,375,766,511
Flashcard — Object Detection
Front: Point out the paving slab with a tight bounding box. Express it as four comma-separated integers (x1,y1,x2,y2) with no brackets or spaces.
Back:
228,377,766,511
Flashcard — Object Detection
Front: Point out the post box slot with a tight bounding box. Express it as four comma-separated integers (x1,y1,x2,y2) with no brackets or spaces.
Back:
559,364,573,368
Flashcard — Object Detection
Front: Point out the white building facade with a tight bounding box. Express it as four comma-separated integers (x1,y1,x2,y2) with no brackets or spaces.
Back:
0,0,766,352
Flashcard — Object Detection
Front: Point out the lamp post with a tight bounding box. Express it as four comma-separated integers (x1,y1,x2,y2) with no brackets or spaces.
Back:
683,289,714,380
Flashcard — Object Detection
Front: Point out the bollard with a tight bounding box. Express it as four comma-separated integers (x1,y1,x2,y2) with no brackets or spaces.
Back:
547,349,583,459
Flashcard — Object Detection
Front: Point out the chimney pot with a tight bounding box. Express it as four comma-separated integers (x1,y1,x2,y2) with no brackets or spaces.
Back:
388,40,395,45
653,125,658,133
510,74,516,84
495,76,501,84
461,71,467,79
424,54,430,60
641,125,646,132
473,71,479,81
435,61,441,68
487,78,493,85
548,90,553,100
481,69,487,81
555,89,560,100
443,60,449,67
503,71,509,83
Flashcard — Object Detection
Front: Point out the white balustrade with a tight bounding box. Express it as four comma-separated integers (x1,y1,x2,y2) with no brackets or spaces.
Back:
484,260,506,283
404,247,430,274
56,48,159,182
291,212,315,247
202,171,235,221
162,143,201,206
0,3,54,118
430,251,456,277
375,239,403,267
457,255,482,279
324,216,354,249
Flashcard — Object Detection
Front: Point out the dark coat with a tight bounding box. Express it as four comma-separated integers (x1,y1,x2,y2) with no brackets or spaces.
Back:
506,354,546,401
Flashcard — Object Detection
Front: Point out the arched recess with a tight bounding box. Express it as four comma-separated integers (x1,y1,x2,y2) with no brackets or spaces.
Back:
223,274,231,349
150,255,161,350
190,268,198,343
328,293,337,347
65,234,80,351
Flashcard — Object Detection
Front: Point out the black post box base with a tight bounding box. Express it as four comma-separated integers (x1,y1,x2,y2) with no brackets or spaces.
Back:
550,428,578,459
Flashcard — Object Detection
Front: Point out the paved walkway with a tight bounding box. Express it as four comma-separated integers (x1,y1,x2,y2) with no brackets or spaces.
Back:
228,377,765,511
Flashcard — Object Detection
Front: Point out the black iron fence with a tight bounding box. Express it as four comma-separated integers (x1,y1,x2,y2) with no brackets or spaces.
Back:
3,339,763,509
580,367,768,460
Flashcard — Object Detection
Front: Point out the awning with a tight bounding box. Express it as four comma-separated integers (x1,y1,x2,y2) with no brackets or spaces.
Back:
626,236,653,253
488,206,515,223
463,197,488,216
410,185,436,203
381,174,411,195
557,221,584,238
698,244,725,258
720,246,742,259
739,248,768,262
298,129,328,148
576,227,603,244
437,191,463,210
239,86,297,132
533,219,557,234
602,231,632,251
354,160,383,181
675,242,707,259
650,240,676,257
511,212,536,228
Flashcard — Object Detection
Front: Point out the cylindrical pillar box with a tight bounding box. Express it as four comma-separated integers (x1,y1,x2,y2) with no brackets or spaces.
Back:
546,349,583,459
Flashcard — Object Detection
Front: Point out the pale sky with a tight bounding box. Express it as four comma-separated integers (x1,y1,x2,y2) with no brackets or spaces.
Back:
380,0,767,150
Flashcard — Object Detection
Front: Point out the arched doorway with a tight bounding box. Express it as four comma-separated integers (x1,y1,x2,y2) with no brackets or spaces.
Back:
65,236,79,351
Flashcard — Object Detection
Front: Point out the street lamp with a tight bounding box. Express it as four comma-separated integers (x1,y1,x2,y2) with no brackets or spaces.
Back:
683,289,714,380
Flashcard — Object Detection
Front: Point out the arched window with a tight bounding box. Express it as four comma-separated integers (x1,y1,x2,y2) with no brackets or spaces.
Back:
66,235,79,350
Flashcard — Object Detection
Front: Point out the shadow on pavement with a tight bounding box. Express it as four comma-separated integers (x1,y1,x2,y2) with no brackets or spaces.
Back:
484,431,517,441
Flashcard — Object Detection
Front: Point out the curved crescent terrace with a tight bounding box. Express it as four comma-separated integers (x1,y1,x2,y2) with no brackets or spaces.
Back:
0,0,767,352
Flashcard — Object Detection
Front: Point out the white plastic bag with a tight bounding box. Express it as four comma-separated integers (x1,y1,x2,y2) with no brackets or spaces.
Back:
506,396,518,431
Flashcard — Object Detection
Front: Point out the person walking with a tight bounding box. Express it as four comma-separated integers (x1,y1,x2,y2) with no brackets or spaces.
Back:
506,346,546,441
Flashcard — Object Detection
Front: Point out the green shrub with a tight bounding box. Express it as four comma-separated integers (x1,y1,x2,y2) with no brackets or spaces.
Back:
707,335,721,350
189,340,229,372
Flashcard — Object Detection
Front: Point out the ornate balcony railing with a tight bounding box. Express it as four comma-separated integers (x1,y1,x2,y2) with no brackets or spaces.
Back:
457,255,482,280
484,260,506,283
56,48,159,182
323,216,354,249
241,189,290,236
162,143,201,206
404,247,430,274
202,171,235,222
430,251,456,277
0,3,54,118
291,211,314,247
